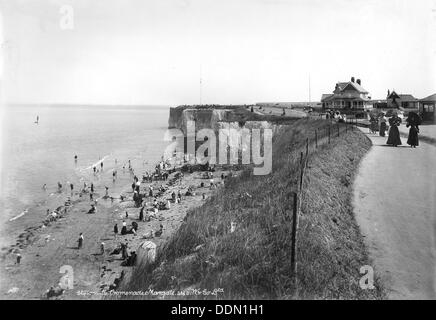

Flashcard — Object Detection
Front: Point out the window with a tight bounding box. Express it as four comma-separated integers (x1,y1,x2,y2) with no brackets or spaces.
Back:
423,104,435,112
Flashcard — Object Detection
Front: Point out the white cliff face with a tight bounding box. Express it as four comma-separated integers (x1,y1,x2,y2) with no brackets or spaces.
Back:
168,107,284,170
168,108,233,134
216,121,282,163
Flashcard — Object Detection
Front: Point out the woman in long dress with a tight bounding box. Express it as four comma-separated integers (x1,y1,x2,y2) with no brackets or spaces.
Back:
406,112,421,148
379,113,387,137
369,115,378,134
386,113,402,146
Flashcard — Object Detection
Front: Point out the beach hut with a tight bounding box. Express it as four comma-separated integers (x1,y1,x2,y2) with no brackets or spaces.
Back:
136,241,156,265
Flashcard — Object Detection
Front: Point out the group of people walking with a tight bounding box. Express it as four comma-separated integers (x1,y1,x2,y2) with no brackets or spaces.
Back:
370,111,421,148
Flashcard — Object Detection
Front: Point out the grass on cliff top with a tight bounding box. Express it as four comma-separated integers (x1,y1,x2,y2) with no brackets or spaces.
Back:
174,104,300,124
120,119,385,299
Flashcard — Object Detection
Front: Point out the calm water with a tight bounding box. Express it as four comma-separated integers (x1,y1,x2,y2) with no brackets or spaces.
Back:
0,104,170,241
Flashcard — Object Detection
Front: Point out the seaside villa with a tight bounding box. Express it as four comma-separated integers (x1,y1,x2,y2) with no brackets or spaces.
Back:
386,91,419,110
371,90,419,111
321,77,372,112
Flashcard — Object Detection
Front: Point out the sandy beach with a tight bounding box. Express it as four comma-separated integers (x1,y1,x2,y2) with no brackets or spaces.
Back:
0,160,232,300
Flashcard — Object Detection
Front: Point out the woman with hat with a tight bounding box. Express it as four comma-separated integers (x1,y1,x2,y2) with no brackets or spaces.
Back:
378,112,388,137
406,112,421,148
386,111,402,147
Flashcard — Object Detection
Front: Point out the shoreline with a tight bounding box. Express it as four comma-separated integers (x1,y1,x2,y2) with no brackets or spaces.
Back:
0,153,234,299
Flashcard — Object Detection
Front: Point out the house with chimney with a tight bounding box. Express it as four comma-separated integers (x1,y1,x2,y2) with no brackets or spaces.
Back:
386,90,419,110
321,77,372,112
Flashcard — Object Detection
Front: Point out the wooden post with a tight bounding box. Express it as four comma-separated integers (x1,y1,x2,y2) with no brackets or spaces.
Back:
299,152,304,188
291,192,298,278
315,130,318,148
306,138,309,157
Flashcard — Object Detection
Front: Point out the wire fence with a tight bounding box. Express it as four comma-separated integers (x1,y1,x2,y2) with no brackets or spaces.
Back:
290,118,358,291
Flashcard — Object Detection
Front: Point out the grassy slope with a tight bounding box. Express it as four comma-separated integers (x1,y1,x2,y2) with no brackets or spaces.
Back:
121,119,385,299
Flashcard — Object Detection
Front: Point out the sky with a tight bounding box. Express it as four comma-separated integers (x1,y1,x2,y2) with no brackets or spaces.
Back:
0,0,435,105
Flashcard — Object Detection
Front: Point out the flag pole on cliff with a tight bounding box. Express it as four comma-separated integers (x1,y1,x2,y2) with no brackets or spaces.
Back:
309,73,311,105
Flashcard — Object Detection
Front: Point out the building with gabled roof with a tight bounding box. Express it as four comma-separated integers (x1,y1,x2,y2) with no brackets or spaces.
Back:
321,77,372,111
386,91,418,109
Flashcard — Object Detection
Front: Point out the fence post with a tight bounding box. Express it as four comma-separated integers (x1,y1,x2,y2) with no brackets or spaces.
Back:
299,152,304,188
291,192,298,280
306,138,309,157
315,130,318,148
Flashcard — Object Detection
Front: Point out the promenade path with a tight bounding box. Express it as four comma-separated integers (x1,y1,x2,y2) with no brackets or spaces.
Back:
353,128,436,299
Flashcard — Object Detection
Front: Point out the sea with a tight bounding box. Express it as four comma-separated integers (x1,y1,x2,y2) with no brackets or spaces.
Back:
0,104,170,246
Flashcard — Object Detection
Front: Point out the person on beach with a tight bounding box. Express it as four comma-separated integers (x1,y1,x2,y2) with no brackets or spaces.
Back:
100,242,105,255
139,207,144,221
74,155,77,162
16,253,21,264
100,162,104,170
125,211,129,219
149,186,154,197
70,183,74,195
78,233,84,249
88,204,96,214
42,184,47,190
406,112,421,148
386,113,402,147
121,242,128,260
121,221,127,235
379,113,388,137
114,223,118,239
93,166,96,174
58,182,62,190
105,186,109,198
90,193,93,201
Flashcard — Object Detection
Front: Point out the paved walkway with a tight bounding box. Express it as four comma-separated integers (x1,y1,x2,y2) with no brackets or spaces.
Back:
353,128,436,299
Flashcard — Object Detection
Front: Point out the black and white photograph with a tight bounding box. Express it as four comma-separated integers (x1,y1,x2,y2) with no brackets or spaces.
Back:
0,0,435,305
